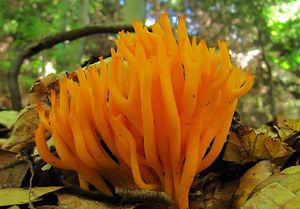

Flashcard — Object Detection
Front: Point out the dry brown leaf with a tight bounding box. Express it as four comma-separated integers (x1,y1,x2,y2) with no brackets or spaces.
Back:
0,149,30,188
57,193,120,209
0,72,77,153
27,71,72,105
190,179,239,209
1,105,40,152
223,132,257,164
276,116,300,136
242,166,300,209
233,160,279,208
223,125,294,164
241,128,273,159
264,137,291,158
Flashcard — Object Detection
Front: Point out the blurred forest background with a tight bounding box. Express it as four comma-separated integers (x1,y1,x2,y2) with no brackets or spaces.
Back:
0,0,299,126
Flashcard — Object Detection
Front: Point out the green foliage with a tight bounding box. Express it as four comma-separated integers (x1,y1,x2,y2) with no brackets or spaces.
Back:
0,0,299,123
3,20,18,34
262,0,300,71
0,61,11,72
0,0,57,42
19,75,35,92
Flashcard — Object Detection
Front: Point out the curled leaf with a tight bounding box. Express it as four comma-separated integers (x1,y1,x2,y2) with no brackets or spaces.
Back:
276,116,300,139
0,149,30,188
223,125,294,164
1,105,40,152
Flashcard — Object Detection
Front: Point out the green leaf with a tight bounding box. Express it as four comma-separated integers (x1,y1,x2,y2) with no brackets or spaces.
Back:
280,61,291,70
0,187,62,206
0,61,11,72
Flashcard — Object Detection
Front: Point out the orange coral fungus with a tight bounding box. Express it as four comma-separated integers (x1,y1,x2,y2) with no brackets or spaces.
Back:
35,13,254,209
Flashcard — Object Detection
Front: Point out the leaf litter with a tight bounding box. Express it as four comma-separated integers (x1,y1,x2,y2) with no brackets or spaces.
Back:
1,72,300,208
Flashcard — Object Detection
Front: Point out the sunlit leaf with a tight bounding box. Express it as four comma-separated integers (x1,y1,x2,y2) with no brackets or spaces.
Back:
0,187,62,206
223,121,295,164
280,61,291,70
242,165,300,209
233,160,279,208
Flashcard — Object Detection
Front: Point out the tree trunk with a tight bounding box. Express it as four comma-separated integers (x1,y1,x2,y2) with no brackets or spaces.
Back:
251,2,276,118
8,55,25,111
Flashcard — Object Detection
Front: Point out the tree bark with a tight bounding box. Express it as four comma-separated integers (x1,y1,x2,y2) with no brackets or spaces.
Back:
257,28,276,117
251,1,276,118
8,25,134,110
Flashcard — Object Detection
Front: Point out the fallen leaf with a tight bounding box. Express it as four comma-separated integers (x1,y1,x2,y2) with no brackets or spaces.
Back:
27,71,70,105
276,116,300,134
282,166,300,174
57,193,120,209
233,160,279,208
190,179,239,209
264,137,292,158
0,186,62,206
223,132,257,164
1,105,40,152
241,127,272,159
1,72,72,153
7,206,20,209
242,165,300,209
223,125,294,165
0,149,30,188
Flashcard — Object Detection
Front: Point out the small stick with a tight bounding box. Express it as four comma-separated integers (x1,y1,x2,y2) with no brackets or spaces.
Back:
115,187,173,206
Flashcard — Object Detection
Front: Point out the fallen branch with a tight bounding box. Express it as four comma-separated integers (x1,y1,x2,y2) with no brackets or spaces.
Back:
8,25,134,110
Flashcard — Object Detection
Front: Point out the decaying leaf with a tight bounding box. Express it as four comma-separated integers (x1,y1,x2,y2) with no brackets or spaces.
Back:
190,178,239,209
57,193,120,209
1,105,40,152
223,122,295,164
27,71,71,105
0,186,62,207
0,72,78,153
241,165,300,209
223,132,257,164
233,160,279,208
276,116,300,140
0,149,30,188
3,68,298,208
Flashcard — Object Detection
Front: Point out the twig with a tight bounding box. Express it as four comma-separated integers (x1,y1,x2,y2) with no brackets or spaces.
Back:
115,187,173,206
26,158,36,209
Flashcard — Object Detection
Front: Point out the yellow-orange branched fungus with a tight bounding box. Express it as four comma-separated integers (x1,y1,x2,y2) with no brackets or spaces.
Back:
35,13,254,209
